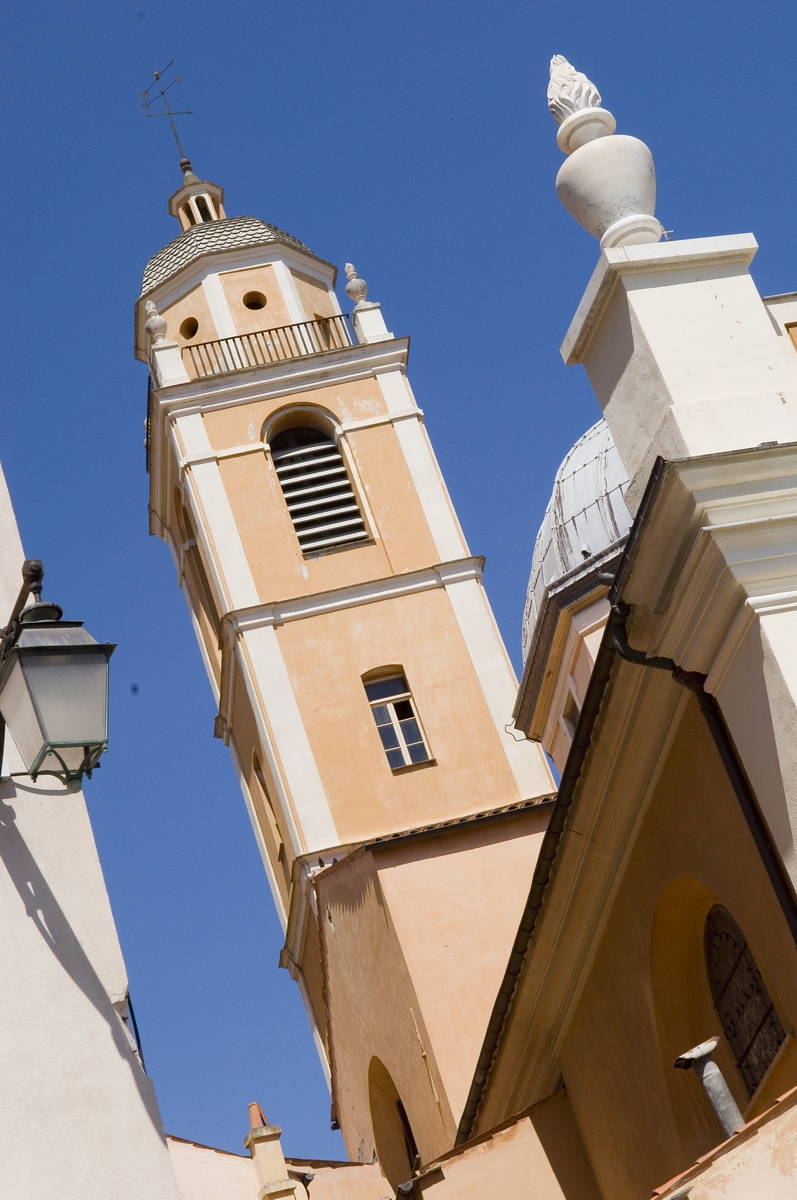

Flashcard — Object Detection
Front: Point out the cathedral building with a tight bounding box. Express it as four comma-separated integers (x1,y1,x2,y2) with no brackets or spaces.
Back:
131,55,797,1200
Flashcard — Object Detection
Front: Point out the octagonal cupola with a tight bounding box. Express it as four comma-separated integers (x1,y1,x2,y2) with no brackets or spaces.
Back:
168,158,226,230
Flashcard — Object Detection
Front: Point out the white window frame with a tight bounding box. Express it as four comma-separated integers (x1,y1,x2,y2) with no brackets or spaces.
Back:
365,675,433,771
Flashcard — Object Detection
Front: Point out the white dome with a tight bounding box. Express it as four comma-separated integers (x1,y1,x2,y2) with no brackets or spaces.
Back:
522,418,631,660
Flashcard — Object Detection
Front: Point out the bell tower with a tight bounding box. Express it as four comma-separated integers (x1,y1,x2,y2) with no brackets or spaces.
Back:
136,162,554,1179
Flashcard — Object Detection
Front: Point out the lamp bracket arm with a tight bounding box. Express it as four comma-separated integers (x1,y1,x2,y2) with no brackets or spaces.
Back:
0,560,43,661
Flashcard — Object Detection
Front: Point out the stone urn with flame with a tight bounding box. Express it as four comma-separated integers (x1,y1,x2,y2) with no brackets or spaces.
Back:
548,55,663,250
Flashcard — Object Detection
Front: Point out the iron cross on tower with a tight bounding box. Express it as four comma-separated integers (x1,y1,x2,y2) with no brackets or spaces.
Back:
141,63,193,172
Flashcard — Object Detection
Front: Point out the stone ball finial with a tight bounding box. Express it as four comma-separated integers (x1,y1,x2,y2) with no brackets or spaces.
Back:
344,263,369,309
549,54,663,251
144,299,168,344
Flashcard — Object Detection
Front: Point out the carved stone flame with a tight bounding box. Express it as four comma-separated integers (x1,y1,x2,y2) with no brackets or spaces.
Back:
547,55,602,126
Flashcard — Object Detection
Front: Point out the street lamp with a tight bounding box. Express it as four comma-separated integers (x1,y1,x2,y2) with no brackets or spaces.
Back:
0,560,115,792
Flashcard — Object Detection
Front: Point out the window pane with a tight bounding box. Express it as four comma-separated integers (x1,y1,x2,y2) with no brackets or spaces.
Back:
371,704,391,727
398,717,422,746
378,724,401,751
705,905,785,1095
393,699,414,721
386,747,405,770
408,741,431,764
365,677,409,703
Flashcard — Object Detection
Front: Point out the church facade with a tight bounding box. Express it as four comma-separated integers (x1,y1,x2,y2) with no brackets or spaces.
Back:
131,55,797,1200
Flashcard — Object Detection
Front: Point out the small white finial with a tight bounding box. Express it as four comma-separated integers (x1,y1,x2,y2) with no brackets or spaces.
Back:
144,299,168,344
344,263,369,309
547,55,603,126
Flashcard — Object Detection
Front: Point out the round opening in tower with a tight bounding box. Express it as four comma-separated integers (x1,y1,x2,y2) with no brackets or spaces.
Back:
243,291,267,310
180,317,199,340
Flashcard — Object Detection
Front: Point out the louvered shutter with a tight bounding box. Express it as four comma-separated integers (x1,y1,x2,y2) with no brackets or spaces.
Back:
271,427,368,553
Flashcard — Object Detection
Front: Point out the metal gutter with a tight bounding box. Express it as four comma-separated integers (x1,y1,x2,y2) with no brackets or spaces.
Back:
457,452,797,1144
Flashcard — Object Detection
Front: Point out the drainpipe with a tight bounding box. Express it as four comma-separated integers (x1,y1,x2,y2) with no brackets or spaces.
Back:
674,1036,744,1138
609,602,797,948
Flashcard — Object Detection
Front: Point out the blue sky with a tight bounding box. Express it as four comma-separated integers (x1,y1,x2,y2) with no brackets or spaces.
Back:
0,0,796,1162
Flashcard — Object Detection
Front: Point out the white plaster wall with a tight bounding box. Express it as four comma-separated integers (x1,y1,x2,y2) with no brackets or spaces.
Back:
573,239,797,506
716,615,797,886
168,1138,258,1200
0,459,179,1199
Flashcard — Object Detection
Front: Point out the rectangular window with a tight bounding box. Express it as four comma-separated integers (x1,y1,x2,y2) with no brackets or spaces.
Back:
364,675,432,771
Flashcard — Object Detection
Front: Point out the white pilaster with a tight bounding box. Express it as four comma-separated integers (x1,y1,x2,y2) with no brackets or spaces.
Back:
270,260,307,324
201,273,237,339
174,413,259,611
445,578,554,799
151,341,190,387
376,369,468,562
353,302,393,344
241,625,339,853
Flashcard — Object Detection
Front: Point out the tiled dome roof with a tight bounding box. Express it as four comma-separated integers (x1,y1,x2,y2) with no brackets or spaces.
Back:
521,418,631,660
140,215,313,296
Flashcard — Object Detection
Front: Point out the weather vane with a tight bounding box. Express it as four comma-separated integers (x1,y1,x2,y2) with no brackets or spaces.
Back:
141,62,193,171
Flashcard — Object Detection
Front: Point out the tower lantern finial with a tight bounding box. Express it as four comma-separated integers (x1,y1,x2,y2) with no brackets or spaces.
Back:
548,54,664,250
344,263,368,309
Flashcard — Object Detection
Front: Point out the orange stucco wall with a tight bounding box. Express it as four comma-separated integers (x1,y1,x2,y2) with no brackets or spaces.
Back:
199,379,441,604
218,264,293,332
316,813,550,1167
316,849,455,1167
414,1092,600,1200
375,809,549,1119
291,270,337,321
274,587,523,842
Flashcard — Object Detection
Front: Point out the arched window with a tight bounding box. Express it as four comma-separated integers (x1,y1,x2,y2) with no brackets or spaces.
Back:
271,426,368,554
704,905,785,1095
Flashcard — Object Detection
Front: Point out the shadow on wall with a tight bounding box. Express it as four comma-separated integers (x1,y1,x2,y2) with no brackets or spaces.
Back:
0,783,166,1138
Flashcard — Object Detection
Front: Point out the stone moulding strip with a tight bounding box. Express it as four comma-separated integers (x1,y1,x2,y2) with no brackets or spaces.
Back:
221,556,485,636
152,337,411,416
176,408,425,473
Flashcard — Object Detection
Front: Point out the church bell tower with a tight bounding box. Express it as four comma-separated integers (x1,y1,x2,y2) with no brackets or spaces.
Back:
136,160,554,1181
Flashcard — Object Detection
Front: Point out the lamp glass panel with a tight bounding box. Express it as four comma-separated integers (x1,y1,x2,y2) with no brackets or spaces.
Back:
0,658,46,770
21,653,108,744
37,746,88,772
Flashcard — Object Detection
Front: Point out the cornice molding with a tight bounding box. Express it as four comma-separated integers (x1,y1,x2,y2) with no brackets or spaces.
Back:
175,407,424,474
222,556,484,636
622,444,797,675
152,337,410,416
562,234,759,366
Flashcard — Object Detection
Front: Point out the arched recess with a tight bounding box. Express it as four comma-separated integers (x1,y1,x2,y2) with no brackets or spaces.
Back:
368,1057,419,1188
650,878,743,1159
650,878,789,1159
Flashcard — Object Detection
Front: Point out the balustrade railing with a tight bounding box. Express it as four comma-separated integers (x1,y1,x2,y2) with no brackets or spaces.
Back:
182,313,353,379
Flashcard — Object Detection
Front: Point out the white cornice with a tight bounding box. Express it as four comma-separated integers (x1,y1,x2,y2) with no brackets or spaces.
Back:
221,556,485,636
176,407,424,474
153,337,410,418
561,233,759,366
